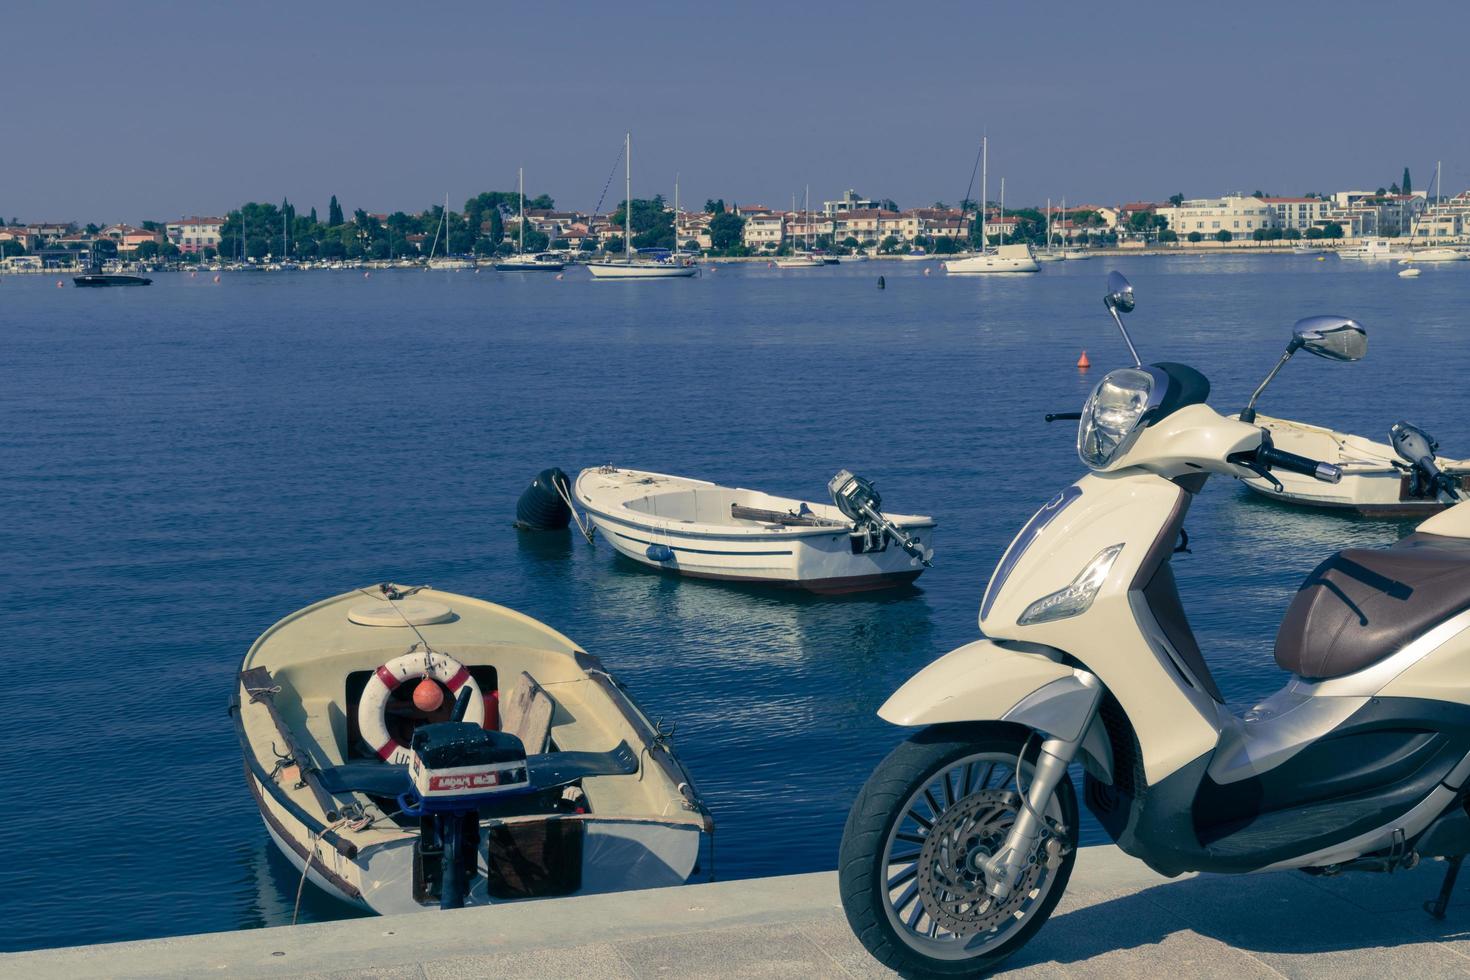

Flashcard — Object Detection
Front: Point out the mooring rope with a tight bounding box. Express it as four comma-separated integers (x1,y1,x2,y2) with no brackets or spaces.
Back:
552,473,596,544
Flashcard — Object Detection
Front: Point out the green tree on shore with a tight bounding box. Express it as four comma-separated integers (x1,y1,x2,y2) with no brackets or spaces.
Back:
328,196,344,226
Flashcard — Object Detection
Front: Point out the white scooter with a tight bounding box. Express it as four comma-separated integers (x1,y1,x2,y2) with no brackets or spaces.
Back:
838,272,1470,976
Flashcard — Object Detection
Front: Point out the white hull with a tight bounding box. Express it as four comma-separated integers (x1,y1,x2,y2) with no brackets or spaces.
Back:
236,586,710,915
1407,248,1467,262
575,467,935,593
1035,252,1065,263
835,254,869,262
1242,415,1468,513
944,243,1039,274
1061,249,1091,260
587,261,698,279
774,257,824,268
1339,241,1409,260
428,259,474,270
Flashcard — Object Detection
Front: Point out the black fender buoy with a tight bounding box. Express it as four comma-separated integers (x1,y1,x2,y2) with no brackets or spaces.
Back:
877,275,885,290
515,468,572,530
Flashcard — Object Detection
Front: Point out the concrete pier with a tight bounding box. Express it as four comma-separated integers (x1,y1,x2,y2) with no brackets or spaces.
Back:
10,845,1470,978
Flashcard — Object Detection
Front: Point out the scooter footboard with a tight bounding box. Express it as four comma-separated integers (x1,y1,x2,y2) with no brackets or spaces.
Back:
879,639,1113,779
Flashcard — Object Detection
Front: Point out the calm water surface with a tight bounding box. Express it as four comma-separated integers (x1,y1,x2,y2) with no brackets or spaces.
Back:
3,256,1467,950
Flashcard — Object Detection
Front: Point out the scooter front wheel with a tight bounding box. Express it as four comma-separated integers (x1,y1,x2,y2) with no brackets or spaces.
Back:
839,723,1078,977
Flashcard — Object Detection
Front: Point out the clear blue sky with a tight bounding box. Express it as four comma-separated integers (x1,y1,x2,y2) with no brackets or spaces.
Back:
8,0,1468,223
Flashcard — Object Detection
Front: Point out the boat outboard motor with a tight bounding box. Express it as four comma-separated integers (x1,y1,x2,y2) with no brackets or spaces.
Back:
400,689,530,909
828,469,934,567
1391,421,1462,502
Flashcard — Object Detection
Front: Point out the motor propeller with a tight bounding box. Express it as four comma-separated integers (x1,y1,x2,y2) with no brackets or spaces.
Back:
828,470,934,567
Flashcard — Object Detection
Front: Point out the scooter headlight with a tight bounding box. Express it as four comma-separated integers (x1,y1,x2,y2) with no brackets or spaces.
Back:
1018,544,1124,625
1078,368,1155,469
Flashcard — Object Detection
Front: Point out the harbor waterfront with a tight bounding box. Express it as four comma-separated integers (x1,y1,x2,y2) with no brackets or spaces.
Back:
4,255,1470,953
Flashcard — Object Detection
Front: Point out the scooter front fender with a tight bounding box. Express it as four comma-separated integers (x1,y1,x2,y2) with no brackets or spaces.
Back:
879,639,1113,780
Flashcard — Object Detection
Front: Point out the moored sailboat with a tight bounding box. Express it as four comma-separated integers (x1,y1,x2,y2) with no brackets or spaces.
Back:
587,135,697,279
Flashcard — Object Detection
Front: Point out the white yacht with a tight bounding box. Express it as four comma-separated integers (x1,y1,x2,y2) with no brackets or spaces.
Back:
1406,247,1467,262
587,135,698,280
943,139,1039,275
1338,239,1408,260
496,168,565,272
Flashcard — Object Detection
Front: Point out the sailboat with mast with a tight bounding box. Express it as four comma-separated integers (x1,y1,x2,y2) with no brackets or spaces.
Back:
427,193,473,270
495,168,566,271
942,137,1039,274
586,134,697,279
775,187,824,268
1036,198,1064,262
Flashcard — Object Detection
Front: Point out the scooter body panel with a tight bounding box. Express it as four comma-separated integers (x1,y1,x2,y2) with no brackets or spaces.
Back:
1418,499,1470,538
982,471,1220,784
878,639,1114,777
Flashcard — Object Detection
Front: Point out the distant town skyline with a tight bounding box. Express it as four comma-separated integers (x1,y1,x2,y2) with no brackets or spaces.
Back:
8,0,1470,223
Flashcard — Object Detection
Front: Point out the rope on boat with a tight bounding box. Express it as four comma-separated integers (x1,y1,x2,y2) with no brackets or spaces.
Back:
552,473,596,544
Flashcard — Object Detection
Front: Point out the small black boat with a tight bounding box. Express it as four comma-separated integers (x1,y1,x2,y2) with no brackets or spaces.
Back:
73,270,153,287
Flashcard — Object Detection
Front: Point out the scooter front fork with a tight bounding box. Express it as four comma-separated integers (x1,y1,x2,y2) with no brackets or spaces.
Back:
981,675,1102,901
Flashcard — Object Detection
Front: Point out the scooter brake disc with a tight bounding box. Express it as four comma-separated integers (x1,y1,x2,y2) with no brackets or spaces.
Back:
916,789,1046,937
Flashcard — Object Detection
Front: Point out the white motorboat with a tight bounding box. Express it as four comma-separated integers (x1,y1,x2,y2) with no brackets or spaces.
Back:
945,242,1039,274
1061,248,1091,260
1292,245,1324,255
1339,239,1408,260
899,249,933,261
573,466,936,593
1237,315,1466,514
1399,267,1422,278
496,252,566,272
496,168,566,272
1243,417,1467,513
835,253,869,262
586,134,698,280
1035,251,1065,263
234,584,710,914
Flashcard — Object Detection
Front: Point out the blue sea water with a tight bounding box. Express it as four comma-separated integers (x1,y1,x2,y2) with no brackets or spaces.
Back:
2,255,1467,951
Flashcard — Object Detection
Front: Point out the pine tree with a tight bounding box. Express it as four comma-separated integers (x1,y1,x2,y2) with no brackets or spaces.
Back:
328,195,344,226
1403,168,1412,195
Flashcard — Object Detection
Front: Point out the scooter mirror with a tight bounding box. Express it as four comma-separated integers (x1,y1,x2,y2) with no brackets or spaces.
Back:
1104,271,1135,313
1292,316,1367,362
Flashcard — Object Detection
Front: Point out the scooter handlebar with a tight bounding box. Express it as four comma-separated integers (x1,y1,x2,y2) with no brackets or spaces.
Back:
1257,445,1342,484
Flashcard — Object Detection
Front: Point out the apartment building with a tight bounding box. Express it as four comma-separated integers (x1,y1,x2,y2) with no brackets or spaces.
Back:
1259,197,1333,233
1155,196,1276,236
823,189,877,216
166,217,224,254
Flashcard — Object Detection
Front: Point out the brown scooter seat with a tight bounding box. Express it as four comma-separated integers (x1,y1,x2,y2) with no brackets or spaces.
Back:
1275,533,1470,680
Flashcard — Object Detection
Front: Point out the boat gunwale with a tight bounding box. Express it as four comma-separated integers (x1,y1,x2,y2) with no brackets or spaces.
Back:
574,469,936,541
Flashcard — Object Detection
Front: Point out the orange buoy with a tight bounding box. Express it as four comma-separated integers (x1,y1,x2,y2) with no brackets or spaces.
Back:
190,271,197,278
555,273,564,280
363,271,371,278
768,261,774,268
412,677,445,712
213,274,221,283
923,267,931,276
1077,350,1091,370
56,280,64,288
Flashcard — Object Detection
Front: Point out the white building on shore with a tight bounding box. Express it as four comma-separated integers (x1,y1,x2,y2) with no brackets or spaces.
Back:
1260,197,1334,233
1156,196,1276,238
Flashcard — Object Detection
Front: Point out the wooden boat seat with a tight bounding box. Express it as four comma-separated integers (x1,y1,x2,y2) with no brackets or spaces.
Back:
500,671,555,753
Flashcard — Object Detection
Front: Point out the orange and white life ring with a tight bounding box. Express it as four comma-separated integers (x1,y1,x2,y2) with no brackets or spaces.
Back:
358,649,483,764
